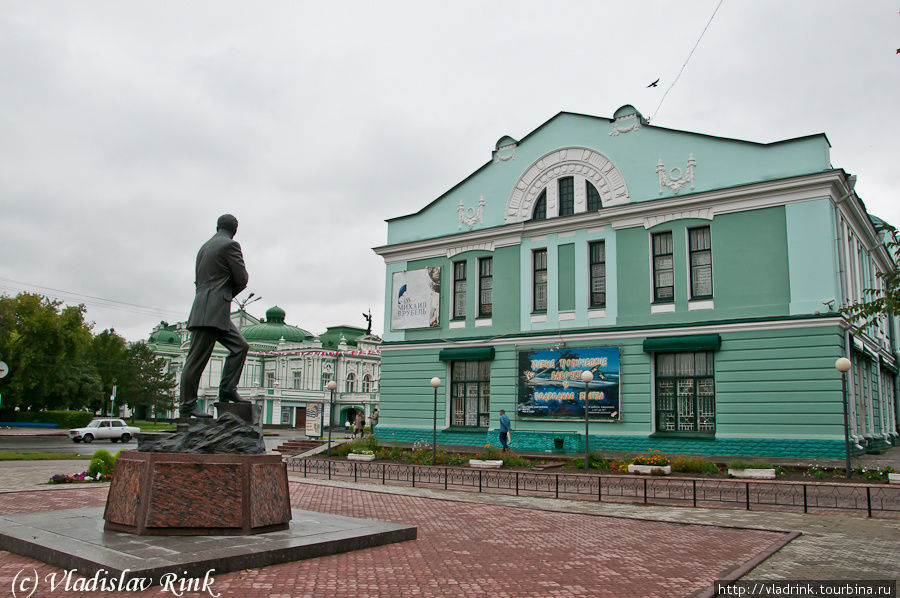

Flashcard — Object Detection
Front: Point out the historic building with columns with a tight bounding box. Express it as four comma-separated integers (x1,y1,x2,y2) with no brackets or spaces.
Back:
372,104,898,459
147,306,381,432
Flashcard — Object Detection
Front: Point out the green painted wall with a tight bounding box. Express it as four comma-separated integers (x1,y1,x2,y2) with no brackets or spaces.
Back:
786,199,840,315
558,243,575,312
378,323,850,457
386,111,831,245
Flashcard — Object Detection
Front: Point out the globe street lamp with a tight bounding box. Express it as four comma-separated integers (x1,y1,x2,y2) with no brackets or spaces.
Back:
835,357,853,477
326,380,337,458
430,377,441,465
581,369,594,470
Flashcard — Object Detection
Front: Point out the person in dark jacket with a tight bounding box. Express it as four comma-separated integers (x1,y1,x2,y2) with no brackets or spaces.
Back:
179,214,251,418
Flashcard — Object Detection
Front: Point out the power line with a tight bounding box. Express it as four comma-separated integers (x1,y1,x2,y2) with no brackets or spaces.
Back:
650,0,725,123
0,277,184,319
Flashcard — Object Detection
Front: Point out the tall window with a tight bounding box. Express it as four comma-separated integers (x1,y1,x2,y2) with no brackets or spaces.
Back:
453,261,466,319
292,370,301,390
533,249,548,312
652,232,674,302
586,182,602,211
451,360,491,427
478,257,493,317
362,374,372,393
346,372,356,393
266,372,275,388
589,241,606,308
655,352,715,434
531,190,546,221
689,227,712,299
558,177,574,216
321,371,332,390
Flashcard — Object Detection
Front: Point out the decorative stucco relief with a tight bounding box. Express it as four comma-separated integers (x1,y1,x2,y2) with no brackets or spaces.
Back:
505,147,629,223
657,154,696,194
458,196,485,230
447,241,494,258
609,112,642,136
643,208,713,229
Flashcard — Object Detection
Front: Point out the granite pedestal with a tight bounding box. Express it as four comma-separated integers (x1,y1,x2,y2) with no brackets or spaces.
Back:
104,451,291,535
0,506,416,587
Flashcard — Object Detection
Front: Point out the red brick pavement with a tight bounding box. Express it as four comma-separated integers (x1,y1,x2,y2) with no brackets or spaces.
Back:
0,483,790,598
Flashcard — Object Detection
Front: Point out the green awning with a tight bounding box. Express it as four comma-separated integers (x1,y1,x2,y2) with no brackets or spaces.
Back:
642,334,721,353
438,347,495,361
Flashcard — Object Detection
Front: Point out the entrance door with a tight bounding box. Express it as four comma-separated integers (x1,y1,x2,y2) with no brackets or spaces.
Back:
295,407,306,429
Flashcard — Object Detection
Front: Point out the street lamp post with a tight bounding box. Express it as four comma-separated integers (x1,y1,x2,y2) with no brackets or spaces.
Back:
835,357,853,477
581,369,594,470
326,380,337,458
430,377,441,465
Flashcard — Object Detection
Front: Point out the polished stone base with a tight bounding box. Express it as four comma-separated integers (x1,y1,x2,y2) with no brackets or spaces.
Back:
104,451,290,535
0,507,416,587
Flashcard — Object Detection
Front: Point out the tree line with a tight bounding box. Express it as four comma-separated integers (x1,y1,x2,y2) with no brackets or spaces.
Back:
0,292,176,418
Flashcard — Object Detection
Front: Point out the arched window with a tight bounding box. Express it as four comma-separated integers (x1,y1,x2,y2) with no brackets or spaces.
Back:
362,374,372,393
530,189,546,221
346,372,356,393
558,177,574,216
587,181,603,211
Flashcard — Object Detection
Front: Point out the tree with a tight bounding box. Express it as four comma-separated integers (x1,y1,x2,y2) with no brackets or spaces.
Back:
89,329,130,415
842,224,900,326
119,341,177,421
0,293,99,412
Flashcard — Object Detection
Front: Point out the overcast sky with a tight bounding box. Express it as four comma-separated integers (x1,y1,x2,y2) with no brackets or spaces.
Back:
1,1,897,342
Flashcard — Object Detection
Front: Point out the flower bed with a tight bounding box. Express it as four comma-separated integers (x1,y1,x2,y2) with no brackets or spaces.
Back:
49,471,111,484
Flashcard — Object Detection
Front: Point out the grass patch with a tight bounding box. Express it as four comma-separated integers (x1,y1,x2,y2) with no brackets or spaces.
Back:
0,452,91,461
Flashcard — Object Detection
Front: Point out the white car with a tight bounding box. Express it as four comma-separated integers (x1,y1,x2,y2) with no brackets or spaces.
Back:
68,418,140,444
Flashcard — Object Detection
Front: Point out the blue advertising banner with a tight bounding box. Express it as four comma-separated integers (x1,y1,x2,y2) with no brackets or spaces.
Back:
517,347,620,420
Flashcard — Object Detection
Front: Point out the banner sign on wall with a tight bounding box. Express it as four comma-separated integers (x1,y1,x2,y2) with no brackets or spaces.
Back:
306,403,322,438
391,267,441,330
517,347,620,420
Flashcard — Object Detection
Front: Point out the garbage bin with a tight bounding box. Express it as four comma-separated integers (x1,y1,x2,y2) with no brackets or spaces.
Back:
553,438,565,450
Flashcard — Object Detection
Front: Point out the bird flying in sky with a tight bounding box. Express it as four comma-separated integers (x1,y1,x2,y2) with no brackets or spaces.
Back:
647,78,660,88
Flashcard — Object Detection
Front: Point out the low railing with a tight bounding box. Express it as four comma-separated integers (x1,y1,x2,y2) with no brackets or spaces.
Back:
286,458,900,519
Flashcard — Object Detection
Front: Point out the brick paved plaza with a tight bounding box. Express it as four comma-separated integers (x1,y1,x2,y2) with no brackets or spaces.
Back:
0,461,898,597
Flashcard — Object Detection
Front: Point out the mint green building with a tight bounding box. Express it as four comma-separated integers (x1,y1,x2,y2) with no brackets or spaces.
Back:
372,105,898,459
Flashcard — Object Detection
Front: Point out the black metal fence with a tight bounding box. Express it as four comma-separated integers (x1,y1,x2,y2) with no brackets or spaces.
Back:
286,458,900,519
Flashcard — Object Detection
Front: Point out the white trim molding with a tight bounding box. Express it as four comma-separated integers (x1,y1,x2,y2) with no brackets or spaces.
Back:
651,303,676,314
558,311,576,321
449,320,466,330
643,208,713,230
474,318,492,327
688,300,714,311
505,147,630,223
530,314,548,324
458,196,485,231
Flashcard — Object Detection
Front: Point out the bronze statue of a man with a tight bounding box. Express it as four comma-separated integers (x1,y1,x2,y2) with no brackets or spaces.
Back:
179,214,251,418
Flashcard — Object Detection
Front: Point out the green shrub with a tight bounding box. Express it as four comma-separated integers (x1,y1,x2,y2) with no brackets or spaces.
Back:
11,411,94,428
88,449,116,477
501,452,534,468
671,456,719,475
806,465,828,479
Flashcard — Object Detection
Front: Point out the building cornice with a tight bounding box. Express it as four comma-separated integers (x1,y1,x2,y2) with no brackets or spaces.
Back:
374,170,845,264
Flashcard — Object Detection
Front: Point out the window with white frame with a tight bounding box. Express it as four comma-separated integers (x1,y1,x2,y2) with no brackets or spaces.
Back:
346,372,356,393
530,190,547,221
362,374,372,393
586,181,603,211
321,371,332,390
292,370,301,390
558,177,574,216
589,241,606,308
533,249,548,312
266,371,275,388
652,231,674,302
655,352,715,434
478,257,493,317
450,360,491,427
453,260,466,320
688,226,712,299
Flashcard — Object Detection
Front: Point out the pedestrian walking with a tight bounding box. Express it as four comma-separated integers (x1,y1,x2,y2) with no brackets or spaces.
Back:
499,409,511,452
354,411,366,438
370,408,379,435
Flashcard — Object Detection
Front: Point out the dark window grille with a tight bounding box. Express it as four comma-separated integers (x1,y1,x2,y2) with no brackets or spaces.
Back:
453,261,466,319
531,190,546,221
655,352,715,434
533,249,547,312
652,231,674,302
451,360,491,427
558,177,574,216
589,241,606,308
689,227,712,299
586,181,602,211
478,257,493,317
